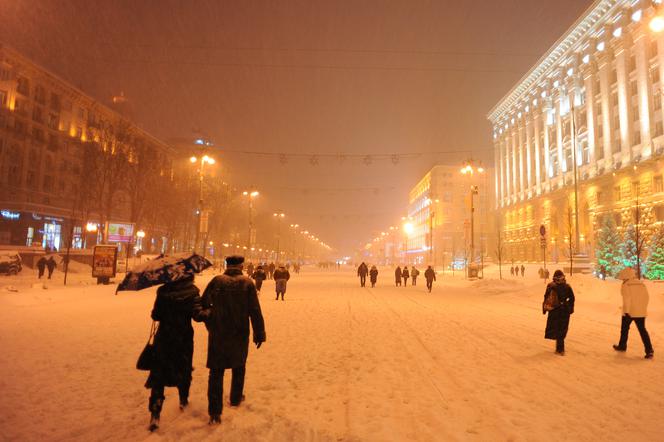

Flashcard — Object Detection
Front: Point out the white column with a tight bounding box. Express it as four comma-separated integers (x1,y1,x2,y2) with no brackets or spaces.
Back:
494,141,500,206
525,117,533,189
614,37,633,159
633,29,652,153
511,130,518,196
598,51,613,165
543,105,551,188
556,93,565,176
533,112,542,189
505,135,511,201
582,64,597,164
518,121,525,195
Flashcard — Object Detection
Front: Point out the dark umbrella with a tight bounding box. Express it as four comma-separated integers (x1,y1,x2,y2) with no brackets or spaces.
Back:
116,252,212,293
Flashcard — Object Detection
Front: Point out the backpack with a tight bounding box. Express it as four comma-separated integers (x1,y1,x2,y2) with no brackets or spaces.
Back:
543,285,560,311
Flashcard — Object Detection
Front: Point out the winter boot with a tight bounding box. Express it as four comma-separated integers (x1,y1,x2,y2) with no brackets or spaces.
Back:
179,399,188,410
148,414,160,432
645,351,654,359
230,395,246,407
613,344,627,352
209,414,221,425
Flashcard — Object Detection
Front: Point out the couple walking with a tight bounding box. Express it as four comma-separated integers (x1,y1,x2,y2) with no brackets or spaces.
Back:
542,267,653,359
144,255,266,431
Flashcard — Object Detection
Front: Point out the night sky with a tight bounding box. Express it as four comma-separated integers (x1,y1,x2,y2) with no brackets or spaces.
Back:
0,0,594,253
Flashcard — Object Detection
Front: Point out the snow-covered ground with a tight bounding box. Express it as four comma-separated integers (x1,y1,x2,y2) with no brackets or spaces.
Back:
0,265,662,441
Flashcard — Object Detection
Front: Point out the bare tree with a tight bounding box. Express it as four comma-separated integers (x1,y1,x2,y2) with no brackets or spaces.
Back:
494,220,505,280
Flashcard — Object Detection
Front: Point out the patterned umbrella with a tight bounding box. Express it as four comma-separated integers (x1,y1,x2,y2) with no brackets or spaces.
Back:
116,253,212,292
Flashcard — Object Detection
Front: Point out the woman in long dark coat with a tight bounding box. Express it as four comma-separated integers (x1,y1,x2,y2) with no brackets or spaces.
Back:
395,266,402,286
542,269,575,355
369,265,378,288
251,265,267,292
145,276,207,431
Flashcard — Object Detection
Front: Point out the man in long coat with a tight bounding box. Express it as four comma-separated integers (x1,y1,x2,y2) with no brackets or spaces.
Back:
202,255,266,424
357,262,369,287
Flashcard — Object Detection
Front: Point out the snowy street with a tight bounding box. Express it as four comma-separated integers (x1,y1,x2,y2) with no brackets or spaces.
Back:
1,267,663,441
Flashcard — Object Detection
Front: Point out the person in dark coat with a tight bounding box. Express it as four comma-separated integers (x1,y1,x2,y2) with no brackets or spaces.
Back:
401,267,410,287
411,266,420,286
424,266,436,293
357,262,369,287
369,265,378,288
520,265,525,277
251,265,267,292
268,262,276,280
542,269,575,355
36,256,47,279
246,262,255,277
273,265,291,300
395,266,402,286
146,276,207,431
202,255,266,424
46,256,57,279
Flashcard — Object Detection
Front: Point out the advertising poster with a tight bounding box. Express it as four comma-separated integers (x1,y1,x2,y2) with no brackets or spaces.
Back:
107,222,134,243
92,245,118,278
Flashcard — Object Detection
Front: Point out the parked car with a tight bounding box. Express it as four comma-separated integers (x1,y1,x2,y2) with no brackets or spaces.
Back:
0,251,22,275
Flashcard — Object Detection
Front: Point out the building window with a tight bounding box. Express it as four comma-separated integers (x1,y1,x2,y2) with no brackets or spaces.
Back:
652,66,660,84
654,175,663,193
614,185,622,201
656,121,664,137
34,85,46,104
655,93,662,111
629,55,637,73
50,93,60,111
0,89,6,107
43,175,54,192
651,40,659,59
634,130,641,145
596,191,603,205
632,181,640,198
630,80,638,97
16,76,29,96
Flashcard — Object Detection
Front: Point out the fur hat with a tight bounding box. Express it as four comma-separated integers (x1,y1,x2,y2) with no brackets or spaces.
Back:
225,255,245,266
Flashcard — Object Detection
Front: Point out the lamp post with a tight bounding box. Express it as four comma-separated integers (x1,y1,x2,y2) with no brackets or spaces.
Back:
289,223,299,261
190,154,215,255
242,190,259,255
460,161,485,277
273,212,285,262
426,197,439,265
403,219,414,265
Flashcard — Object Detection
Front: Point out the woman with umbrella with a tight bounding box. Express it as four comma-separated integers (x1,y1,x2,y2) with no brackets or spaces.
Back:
145,274,208,431
117,253,211,432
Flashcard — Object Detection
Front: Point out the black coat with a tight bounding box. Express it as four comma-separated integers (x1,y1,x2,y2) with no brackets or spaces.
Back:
357,263,369,277
401,269,410,279
273,268,290,281
145,278,206,388
543,281,575,340
369,268,378,283
424,268,436,282
394,267,402,281
202,268,266,369
251,269,267,282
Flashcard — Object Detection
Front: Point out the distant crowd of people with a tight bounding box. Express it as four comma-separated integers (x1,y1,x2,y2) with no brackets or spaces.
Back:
356,263,437,293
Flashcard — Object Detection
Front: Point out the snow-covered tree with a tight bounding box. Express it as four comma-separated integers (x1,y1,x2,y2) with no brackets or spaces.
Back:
646,225,664,280
595,214,622,277
621,224,638,269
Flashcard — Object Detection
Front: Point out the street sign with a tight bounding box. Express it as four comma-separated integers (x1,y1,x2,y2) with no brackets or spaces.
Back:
539,225,546,236
92,245,118,279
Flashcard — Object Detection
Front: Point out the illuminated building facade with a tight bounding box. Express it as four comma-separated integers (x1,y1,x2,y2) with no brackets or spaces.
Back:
0,44,173,249
406,165,493,267
488,0,664,264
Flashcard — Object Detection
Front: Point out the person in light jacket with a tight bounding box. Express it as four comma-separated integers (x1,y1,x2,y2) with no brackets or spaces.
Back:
613,267,654,359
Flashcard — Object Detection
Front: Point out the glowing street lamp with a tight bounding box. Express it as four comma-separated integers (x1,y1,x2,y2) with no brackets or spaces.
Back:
651,15,664,33
243,190,260,252
190,154,216,256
